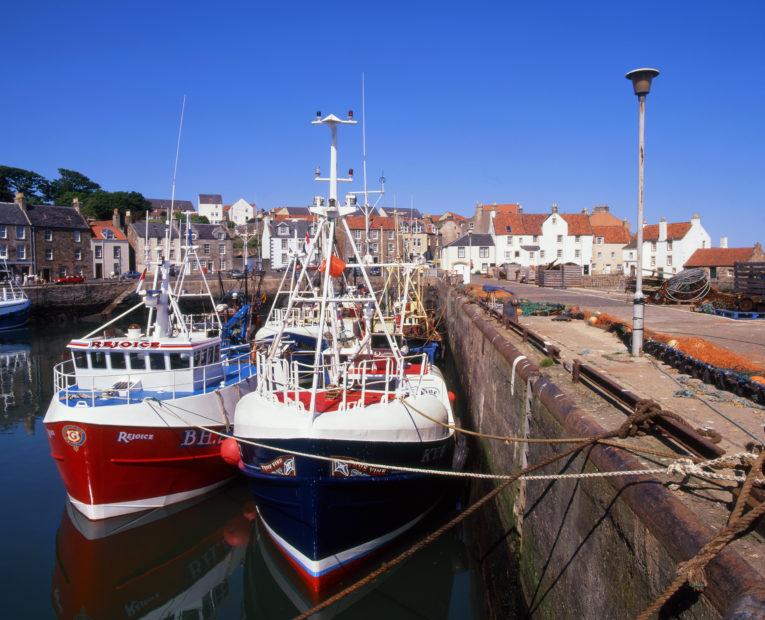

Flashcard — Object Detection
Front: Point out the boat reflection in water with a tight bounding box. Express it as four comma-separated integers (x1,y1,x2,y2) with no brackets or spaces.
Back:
51,484,255,620
243,510,469,619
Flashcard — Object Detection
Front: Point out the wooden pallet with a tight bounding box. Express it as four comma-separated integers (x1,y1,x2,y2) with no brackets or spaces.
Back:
714,308,765,320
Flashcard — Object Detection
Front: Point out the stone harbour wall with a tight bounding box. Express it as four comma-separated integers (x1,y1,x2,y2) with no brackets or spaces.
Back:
435,280,765,619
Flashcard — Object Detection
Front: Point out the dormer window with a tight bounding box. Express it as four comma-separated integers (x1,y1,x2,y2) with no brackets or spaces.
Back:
552,216,557,224
277,224,289,236
505,226,512,233
103,229,114,239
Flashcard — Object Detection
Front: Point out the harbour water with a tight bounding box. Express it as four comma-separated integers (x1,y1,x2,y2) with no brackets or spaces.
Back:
0,317,485,619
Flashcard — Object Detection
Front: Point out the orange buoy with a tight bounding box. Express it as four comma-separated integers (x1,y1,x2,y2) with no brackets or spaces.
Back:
242,500,259,522
223,515,251,547
319,255,346,278
448,391,456,403
220,437,241,466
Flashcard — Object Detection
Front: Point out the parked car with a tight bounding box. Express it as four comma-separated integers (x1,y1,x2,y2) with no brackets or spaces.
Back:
229,268,248,279
54,275,85,285
122,270,142,280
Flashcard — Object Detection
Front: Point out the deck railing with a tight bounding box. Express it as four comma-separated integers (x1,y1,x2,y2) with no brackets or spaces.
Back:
255,350,429,412
53,347,254,408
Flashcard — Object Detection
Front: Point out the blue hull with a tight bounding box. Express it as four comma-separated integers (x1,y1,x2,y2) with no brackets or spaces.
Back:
0,299,30,331
239,437,454,590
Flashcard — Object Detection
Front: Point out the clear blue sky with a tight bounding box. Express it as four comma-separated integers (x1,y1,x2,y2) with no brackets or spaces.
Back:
2,1,763,245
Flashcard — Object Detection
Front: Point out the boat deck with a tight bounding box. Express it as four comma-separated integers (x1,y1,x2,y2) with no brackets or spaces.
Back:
57,363,257,407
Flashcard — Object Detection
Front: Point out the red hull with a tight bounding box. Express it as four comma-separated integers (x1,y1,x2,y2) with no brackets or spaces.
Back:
45,421,234,518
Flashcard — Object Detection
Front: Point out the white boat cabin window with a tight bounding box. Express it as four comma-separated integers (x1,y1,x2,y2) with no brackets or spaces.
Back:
91,351,107,369
129,352,147,370
111,353,127,369
73,351,88,368
193,345,220,367
149,353,166,370
169,352,191,369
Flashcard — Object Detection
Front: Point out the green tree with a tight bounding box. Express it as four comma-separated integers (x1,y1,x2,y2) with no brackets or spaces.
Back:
173,211,209,224
0,166,49,202
82,190,150,219
45,168,100,204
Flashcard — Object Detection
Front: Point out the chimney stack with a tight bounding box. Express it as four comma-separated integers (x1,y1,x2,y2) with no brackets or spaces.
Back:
658,217,667,241
518,204,523,213
112,208,121,229
691,212,701,223
581,207,589,215
551,203,558,214
720,236,728,249
72,197,81,214
14,192,26,212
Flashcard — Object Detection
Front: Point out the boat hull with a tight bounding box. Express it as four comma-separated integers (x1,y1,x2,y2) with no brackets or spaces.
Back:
44,378,255,520
0,298,30,331
239,436,454,593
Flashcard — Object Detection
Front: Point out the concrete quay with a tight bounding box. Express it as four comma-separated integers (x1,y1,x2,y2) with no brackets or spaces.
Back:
434,280,765,619
474,277,765,366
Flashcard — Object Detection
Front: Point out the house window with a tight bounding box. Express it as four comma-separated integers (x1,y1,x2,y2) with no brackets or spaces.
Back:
103,229,114,239
702,240,707,248
557,249,563,258
0,226,6,239
113,261,121,274
74,230,81,243
95,245,103,259
45,248,53,260
113,246,121,258
575,249,581,258
370,243,379,253
575,235,581,242
540,250,545,259
370,230,379,240
650,256,656,267
74,248,82,261
16,245,26,260
280,239,287,250
479,247,489,258
529,251,535,259
552,216,557,224
458,247,465,258
218,244,225,255
610,251,615,258
507,235,513,245
353,230,362,239
281,253,287,264
16,226,25,240
44,229,53,241
597,251,603,258
219,258,226,270
388,230,395,240
0,246,6,259
666,255,673,265
514,251,520,258
667,240,673,251
504,251,511,260
596,236,604,244
204,243,211,255
58,266,68,277
651,242,656,252
278,225,289,236
532,235,539,243
556,235,563,243
217,232,226,241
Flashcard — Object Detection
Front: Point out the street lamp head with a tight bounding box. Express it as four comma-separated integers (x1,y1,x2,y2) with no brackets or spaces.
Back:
625,67,660,96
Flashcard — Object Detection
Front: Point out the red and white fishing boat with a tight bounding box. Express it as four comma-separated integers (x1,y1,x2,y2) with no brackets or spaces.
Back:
44,213,256,520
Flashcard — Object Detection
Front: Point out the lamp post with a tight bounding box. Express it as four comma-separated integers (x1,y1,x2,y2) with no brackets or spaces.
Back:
625,67,659,357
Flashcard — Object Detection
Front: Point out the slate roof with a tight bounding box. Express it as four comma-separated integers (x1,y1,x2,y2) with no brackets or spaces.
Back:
684,247,756,268
129,222,178,239
198,194,223,204
592,225,631,244
444,233,494,248
390,208,423,220
148,198,195,212
25,203,90,230
188,223,230,240
270,219,313,237
0,202,30,226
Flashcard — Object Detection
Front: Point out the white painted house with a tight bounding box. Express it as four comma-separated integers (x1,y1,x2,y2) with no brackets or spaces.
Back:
489,206,594,274
228,198,255,226
622,214,711,279
440,233,495,282
266,219,314,269
198,193,225,224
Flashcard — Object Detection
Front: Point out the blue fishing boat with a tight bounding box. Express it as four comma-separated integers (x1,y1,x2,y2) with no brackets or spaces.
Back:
0,261,30,331
234,112,456,593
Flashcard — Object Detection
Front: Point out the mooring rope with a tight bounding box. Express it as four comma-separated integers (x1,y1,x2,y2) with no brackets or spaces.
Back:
144,398,763,485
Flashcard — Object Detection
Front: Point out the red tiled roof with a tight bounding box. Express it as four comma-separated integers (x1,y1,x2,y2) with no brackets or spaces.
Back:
589,210,623,227
272,213,316,222
493,213,546,236
481,203,521,214
642,222,692,241
684,247,755,268
90,221,126,240
561,213,594,235
345,215,396,231
591,225,631,244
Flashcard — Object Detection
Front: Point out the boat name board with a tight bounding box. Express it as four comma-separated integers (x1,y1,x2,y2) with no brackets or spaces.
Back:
71,340,164,350
331,459,389,477
260,455,296,476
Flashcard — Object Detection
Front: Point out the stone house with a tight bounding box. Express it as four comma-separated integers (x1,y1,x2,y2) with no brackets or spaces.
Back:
684,241,765,281
437,212,468,248
0,197,34,276
340,215,397,264
590,224,632,274
127,222,182,273
192,223,234,273
90,210,130,277
25,196,92,280
147,198,195,221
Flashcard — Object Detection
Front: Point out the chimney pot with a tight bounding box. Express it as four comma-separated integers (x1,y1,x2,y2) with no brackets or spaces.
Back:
551,203,558,214
72,197,81,214
692,212,700,220
720,236,728,248
14,192,26,212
